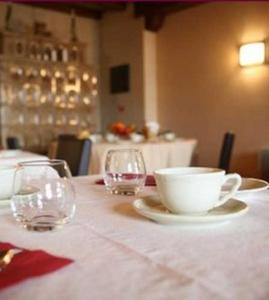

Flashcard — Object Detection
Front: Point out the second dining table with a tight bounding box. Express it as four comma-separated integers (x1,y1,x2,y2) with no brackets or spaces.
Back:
89,138,197,174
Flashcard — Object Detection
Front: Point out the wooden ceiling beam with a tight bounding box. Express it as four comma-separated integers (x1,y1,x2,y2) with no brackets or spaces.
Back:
15,2,126,20
134,3,202,32
17,2,102,19
73,3,126,12
13,2,200,30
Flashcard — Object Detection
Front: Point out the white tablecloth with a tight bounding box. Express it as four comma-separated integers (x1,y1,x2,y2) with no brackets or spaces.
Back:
90,138,197,174
0,176,269,300
0,150,48,167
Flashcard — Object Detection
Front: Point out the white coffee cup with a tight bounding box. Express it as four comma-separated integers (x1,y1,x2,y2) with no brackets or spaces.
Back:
0,165,21,200
154,167,242,215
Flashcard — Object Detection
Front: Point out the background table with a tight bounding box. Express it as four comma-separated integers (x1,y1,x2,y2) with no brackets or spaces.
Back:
0,176,269,299
0,150,48,167
90,138,197,174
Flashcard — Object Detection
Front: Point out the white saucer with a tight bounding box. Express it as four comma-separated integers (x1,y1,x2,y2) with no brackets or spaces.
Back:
132,195,248,226
222,178,269,194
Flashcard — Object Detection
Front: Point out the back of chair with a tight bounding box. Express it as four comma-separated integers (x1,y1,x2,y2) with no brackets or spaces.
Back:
218,132,235,173
260,149,269,181
6,137,21,150
56,135,92,176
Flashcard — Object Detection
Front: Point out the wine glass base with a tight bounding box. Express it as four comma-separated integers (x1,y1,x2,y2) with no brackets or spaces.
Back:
108,185,141,196
19,214,70,232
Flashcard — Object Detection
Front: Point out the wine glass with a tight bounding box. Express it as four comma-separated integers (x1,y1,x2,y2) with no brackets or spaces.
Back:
11,160,76,231
103,149,146,195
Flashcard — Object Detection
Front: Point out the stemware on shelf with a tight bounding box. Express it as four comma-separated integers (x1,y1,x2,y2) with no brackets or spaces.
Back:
0,31,98,153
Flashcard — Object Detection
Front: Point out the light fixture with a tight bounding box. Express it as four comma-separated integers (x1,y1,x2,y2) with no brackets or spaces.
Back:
239,42,265,66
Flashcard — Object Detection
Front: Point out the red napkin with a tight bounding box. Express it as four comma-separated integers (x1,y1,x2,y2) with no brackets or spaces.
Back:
0,242,73,290
95,174,156,186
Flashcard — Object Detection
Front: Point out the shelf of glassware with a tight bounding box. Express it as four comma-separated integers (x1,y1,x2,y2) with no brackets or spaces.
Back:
0,56,98,92
0,30,86,66
0,104,97,152
0,63,98,152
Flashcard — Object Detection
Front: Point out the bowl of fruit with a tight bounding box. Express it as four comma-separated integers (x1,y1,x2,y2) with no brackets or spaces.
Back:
109,122,135,139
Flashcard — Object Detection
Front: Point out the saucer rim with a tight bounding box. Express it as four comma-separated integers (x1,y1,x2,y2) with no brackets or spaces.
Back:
132,196,248,224
234,178,269,194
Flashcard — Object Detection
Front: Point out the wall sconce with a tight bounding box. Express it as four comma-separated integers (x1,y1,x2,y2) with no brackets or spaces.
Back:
239,42,265,67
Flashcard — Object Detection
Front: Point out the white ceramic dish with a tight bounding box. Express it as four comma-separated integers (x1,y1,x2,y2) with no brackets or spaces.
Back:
163,132,176,142
0,199,11,206
130,133,144,143
154,167,241,215
0,186,40,206
105,133,119,143
132,195,248,226
0,198,12,215
222,178,268,194
0,150,21,158
0,165,21,200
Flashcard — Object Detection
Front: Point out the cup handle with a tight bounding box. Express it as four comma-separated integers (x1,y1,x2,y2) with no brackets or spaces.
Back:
214,173,242,208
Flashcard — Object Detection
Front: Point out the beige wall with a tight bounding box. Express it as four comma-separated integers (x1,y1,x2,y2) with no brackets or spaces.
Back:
143,31,158,122
157,1,269,177
100,5,144,130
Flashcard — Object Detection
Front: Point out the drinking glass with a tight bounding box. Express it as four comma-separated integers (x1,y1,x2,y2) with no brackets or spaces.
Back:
104,149,146,195
11,160,75,231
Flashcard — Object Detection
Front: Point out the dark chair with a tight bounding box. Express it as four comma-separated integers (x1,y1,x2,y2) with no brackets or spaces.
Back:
55,135,92,176
218,132,235,173
260,149,269,181
6,137,21,150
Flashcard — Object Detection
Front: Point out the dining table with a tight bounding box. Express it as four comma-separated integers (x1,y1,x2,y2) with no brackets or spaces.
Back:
0,175,269,299
89,138,197,174
0,150,48,167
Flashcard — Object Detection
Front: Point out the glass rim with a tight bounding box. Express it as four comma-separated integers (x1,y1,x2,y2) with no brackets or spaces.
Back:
18,159,67,167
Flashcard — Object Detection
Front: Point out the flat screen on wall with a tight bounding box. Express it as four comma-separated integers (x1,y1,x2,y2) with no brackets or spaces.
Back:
110,64,130,94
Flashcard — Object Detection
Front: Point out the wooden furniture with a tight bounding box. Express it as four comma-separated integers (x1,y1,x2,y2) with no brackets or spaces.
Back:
56,135,92,176
218,132,235,173
6,136,21,150
259,148,269,181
